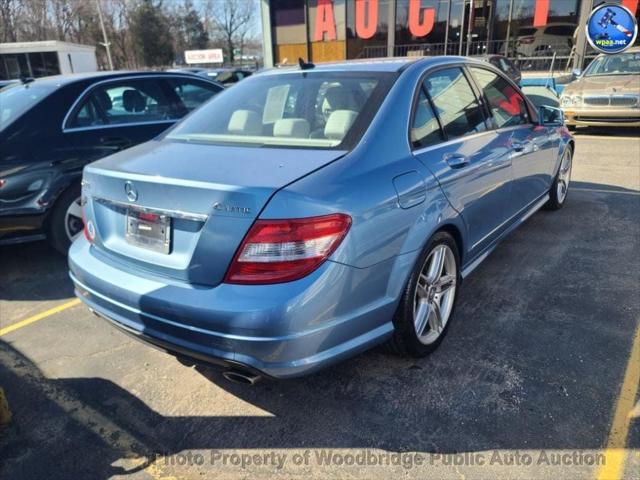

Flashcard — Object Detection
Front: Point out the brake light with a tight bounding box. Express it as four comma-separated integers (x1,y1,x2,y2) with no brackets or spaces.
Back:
224,213,352,284
81,198,95,243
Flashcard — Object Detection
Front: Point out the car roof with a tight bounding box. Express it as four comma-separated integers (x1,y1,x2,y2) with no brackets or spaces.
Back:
260,56,475,75
21,70,215,88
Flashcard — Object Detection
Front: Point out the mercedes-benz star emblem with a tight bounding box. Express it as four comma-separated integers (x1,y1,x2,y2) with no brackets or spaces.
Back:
124,181,138,202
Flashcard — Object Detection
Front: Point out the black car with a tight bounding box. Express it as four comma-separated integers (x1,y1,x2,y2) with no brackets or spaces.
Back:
0,71,223,253
476,55,522,85
195,68,253,86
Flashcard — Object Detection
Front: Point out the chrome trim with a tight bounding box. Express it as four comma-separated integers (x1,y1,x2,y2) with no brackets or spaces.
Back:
61,74,220,132
64,120,176,133
93,196,208,222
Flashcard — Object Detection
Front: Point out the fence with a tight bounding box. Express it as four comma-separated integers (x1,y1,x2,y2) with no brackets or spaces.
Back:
357,38,595,73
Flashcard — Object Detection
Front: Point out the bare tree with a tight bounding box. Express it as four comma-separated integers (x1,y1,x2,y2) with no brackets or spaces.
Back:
206,0,258,63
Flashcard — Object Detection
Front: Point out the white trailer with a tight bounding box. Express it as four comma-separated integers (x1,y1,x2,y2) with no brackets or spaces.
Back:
0,41,97,80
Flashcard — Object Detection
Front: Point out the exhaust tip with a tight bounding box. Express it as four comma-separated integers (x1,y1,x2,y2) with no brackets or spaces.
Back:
222,370,262,385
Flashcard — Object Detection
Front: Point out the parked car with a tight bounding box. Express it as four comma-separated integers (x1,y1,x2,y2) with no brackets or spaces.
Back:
516,23,575,57
69,57,573,382
0,79,19,89
476,54,522,84
196,68,253,86
0,71,223,253
560,47,640,129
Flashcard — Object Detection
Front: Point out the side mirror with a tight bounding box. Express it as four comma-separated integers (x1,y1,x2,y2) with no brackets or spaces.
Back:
571,68,582,79
539,105,565,126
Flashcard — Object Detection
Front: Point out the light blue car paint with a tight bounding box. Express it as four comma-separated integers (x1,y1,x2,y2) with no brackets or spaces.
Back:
69,56,574,379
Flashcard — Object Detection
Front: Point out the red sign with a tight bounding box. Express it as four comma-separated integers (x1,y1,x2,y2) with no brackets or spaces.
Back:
355,0,379,39
408,0,435,37
314,0,337,41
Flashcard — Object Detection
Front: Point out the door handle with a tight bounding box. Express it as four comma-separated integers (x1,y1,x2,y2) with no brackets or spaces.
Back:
511,141,525,152
100,137,131,149
444,153,470,169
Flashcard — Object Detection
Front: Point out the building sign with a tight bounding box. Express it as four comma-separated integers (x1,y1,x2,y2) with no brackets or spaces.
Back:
314,0,435,40
184,49,223,64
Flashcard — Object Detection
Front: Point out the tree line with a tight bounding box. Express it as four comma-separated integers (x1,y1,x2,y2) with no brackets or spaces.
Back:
0,0,261,69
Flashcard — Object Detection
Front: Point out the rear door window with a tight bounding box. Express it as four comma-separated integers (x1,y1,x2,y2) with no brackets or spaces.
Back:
68,78,173,128
410,89,443,149
424,68,487,140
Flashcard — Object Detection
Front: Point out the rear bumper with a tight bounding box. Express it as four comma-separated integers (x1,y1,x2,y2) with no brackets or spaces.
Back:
68,237,398,379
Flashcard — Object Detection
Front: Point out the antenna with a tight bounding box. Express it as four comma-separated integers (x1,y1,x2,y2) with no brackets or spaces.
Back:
298,58,315,70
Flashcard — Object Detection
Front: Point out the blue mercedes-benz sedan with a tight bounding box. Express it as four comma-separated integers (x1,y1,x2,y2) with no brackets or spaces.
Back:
69,56,574,382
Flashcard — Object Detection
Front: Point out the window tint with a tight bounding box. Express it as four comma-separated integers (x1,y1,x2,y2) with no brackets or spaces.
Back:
166,78,222,112
470,67,529,128
69,79,174,128
424,68,486,140
411,89,442,148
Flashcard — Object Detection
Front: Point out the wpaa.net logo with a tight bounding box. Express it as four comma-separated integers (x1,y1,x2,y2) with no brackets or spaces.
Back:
587,3,639,54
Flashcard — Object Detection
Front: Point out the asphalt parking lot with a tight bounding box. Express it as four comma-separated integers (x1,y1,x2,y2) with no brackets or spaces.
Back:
0,129,639,480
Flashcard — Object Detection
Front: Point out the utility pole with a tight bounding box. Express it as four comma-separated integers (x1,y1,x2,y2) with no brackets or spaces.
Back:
96,0,114,70
465,0,475,56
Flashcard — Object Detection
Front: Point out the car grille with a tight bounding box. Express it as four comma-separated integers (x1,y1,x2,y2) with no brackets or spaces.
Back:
583,95,639,107
575,116,640,122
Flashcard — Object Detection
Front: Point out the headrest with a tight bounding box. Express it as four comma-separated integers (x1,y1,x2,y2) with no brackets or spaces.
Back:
324,110,358,141
122,89,146,113
228,110,262,135
273,118,310,138
94,90,112,111
324,86,357,110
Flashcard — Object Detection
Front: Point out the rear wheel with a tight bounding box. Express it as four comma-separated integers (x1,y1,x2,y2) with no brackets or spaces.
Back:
545,146,572,210
48,184,83,255
387,232,460,357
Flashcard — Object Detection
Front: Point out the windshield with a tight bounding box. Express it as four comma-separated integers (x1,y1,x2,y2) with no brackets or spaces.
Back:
0,83,56,130
167,71,395,149
584,52,640,76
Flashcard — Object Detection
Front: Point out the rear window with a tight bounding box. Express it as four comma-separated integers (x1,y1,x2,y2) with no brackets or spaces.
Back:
167,71,395,149
0,83,56,130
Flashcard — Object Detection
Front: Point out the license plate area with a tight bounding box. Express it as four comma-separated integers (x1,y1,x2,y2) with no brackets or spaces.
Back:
125,209,171,254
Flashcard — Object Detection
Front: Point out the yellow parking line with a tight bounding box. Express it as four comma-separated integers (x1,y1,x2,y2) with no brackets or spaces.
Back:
0,299,81,337
596,323,640,480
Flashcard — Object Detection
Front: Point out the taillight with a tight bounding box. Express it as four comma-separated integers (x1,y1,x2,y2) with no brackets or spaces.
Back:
81,197,95,243
224,213,352,285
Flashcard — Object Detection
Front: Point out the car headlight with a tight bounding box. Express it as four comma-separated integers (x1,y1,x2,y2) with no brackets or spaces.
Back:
571,95,582,106
560,95,572,107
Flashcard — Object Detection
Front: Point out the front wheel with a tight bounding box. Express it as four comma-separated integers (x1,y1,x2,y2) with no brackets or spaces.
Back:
387,232,461,357
48,185,83,255
545,146,572,210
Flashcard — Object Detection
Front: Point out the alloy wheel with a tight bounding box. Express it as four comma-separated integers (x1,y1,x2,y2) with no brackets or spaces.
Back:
557,149,572,204
64,196,84,242
413,244,457,345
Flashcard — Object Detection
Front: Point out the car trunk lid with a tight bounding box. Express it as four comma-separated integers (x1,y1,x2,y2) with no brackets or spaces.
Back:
83,139,346,286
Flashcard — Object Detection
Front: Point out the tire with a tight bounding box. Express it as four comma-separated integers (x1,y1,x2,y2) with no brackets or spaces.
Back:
544,146,573,211
48,184,83,255
387,231,461,357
